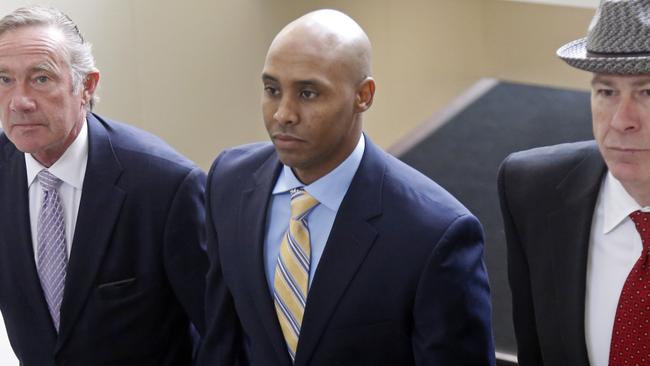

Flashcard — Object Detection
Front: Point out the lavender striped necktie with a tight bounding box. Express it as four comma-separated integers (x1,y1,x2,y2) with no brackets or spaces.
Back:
36,170,68,331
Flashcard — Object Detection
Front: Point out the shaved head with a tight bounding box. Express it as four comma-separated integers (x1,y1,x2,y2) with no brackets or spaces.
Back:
261,9,375,184
266,9,372,83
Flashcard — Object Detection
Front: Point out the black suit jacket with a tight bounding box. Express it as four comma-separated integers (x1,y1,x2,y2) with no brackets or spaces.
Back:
0,113,208,366
498,140,607,366
197,137,495,366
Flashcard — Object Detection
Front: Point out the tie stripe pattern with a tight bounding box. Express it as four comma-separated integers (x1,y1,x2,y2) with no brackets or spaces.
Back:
273,188,319,361
36,170,68,332
609,210,650,365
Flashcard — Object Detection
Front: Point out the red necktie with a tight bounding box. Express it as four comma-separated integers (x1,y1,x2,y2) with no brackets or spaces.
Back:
609,210,650,366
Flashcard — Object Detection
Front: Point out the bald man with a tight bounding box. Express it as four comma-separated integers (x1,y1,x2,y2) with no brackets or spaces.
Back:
197,10,494,366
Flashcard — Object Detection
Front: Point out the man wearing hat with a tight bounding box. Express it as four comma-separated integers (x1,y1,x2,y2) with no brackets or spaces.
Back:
499,1,650,365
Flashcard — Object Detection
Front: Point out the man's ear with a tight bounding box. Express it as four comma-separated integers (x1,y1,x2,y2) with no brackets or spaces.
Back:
81,71,100,106
354,77,375,113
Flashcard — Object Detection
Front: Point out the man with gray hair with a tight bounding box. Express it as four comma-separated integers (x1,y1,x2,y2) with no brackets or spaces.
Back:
499,1,650,365
0,6,207,365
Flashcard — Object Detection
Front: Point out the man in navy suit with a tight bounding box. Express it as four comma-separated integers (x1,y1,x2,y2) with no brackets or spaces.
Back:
198,9,494,366
0,6,206,365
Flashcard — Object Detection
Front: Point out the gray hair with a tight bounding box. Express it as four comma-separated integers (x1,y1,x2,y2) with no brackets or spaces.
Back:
0,6,98,110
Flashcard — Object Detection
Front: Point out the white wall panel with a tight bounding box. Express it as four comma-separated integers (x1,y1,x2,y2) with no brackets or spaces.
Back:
504,0,598,9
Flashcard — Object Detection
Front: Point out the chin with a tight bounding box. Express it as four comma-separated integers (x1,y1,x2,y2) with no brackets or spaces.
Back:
609,162,650,186
276,152,300,168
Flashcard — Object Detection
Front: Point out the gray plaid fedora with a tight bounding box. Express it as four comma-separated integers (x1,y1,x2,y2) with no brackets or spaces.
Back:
557,0,650,74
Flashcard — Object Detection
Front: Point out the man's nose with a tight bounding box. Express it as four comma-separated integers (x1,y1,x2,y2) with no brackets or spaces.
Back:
9,86,37,113
610,95,641,133
273,96,298,125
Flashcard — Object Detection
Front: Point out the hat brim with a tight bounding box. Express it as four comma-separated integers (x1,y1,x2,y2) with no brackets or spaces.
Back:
557,38,650,75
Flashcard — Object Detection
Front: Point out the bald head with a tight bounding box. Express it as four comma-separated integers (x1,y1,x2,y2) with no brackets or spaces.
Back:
267,9,372,82
261,9,376,184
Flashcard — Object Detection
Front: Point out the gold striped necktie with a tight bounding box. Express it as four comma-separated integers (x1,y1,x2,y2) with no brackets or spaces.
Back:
273,188,319,361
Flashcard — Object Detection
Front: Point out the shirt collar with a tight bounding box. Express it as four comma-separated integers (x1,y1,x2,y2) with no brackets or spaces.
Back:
272,134,365,212
602,171,650,233
25,119,89,189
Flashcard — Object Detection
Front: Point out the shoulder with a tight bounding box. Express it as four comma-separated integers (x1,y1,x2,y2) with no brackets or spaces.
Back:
365,148,484,276
387,151,470,213
377,149,475,231
207,142,275,180
498,140,601,204
500,140,597,185
90,113,199,174
501,140,597,177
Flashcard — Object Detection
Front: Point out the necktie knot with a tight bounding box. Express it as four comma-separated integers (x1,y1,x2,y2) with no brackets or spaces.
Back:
630,210,650,252
38,170,63,191
290,188,319,220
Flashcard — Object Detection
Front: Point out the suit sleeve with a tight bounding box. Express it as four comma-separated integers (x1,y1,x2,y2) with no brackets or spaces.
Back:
195,154,248,366
163,167,209,335
411,213,495,366
497,156,544,366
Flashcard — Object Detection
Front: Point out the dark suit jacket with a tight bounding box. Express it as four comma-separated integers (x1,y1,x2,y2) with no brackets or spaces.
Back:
197,137,495,366
0,113,208,366
498,140,607,366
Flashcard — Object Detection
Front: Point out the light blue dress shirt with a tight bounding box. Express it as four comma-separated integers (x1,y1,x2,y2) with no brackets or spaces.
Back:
264,135,365,293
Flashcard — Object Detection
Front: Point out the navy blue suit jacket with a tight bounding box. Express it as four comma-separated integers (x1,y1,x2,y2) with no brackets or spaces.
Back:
498,141,607,366
198,137,495,366
0,113,208,366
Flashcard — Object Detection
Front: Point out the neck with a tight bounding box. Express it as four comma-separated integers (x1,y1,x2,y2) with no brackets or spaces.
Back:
293,131,361,185
33,116,84,168
622,181,650,207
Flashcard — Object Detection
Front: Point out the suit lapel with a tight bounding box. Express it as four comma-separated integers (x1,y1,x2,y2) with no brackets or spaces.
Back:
546,145,605,366
0,143,56,334
238,151,291,366
294,138,383,366
56,114,126,351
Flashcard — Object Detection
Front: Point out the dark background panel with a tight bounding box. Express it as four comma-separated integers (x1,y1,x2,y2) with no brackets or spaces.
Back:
395,80,593,357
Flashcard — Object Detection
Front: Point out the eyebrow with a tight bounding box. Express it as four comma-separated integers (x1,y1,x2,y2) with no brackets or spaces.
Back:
261,73,277,83
261,73,325,89
0,63,59,77
631,78,650,87
31,63,57,74
591,75,650,88
295,80,321,88
591,75,613,87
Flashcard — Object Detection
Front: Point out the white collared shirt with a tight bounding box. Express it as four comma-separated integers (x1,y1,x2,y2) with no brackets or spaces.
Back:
25,120,88,261
585,172,650,366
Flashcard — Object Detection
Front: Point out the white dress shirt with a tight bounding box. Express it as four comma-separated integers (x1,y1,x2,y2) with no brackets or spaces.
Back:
26,120,88,261
585,171,650,366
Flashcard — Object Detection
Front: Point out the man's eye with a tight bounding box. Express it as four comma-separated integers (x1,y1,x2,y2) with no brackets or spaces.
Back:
264,85,279,96
300,90,317,99
597,89,615,97
34,75,49,84
0,76,12,85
